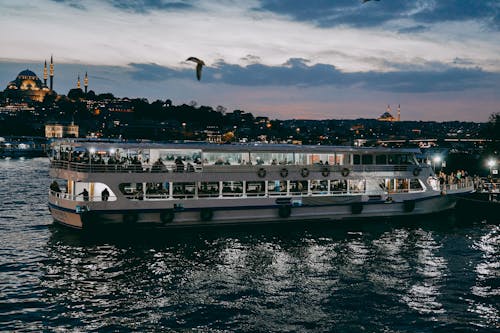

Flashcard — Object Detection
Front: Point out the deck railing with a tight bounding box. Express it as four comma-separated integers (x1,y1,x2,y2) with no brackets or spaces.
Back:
50,159,427,175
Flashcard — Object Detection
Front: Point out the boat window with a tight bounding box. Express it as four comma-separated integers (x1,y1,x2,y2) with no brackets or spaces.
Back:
388,154,399,165
150,149,201,166
353,154,361,165
222,181,243,197
290,180,308,195
203,152,243,165
310,180,328,194
348,179,366,193
198,182,220,197
335,154,345,165
268,180,287,195
172,182,196,198
250,152,293,165
410,179,423,191
145,182,169,197
362,155,373,165
385,178,409,193
119,183,144,200
309,154,329,165
330,179,347,193
246,181,265,197
375,155,387,165
294,153,307,165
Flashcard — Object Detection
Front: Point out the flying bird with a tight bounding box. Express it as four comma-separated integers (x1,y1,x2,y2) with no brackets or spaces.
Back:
362,0,380,3
186,57,205,81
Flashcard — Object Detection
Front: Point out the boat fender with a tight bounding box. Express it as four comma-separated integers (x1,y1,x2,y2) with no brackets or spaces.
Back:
160,209,175,224
403,200,415,213
278,205,291,218
413,167,422,176
341,168,350,177
301,167,310,178
280,168,288,178
200,208,213,221
321,167,330,177
257,167,266,178
123,213,138,224
351,202,363,214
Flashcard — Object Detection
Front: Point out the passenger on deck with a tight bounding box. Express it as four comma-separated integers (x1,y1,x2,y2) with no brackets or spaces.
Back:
101,188,110,201
50,181,61,193
79,188,89,201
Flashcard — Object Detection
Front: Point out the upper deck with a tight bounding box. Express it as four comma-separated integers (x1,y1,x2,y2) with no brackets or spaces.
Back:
49,140,421,175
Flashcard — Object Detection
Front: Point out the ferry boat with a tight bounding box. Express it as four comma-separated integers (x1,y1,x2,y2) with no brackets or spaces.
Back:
48,140,474,229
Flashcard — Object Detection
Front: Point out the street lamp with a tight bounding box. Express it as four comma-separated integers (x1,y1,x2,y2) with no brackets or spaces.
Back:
432,155,441,173
487,158,497,176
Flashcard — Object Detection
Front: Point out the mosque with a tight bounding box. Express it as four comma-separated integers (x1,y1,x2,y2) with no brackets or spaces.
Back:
377,104,401,122
3,57,55,102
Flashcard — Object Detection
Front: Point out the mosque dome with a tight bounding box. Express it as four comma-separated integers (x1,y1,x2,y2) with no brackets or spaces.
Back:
4,66,52,102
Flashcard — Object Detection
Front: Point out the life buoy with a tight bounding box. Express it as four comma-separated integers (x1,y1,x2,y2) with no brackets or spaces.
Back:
280,168,288,178
321,167,330,177
413,167,422,176
160,209,174,224
341,167,350,177
403,200,415,213
351,202,363,214
257,167,266,178
278,205,291,218
123,213,138,224
200,208,213,221
301,167,310,178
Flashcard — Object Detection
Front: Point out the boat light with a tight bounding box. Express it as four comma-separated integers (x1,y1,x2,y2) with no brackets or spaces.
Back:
487,159,496,168
432,155,441,164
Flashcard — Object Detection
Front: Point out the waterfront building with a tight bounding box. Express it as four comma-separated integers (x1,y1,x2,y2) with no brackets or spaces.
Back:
45,122,79,138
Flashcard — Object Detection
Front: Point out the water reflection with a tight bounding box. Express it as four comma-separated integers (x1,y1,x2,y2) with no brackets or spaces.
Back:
1,157,498,332
469,225,500,328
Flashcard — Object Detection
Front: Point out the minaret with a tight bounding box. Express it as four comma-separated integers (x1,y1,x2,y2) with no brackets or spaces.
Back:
397,104,401,121
84,72,88,94
43,60,48,87
387,104,391,114
77,75,81,89
49,55,54,91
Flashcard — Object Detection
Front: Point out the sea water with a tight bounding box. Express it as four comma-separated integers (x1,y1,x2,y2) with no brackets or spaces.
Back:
0,158,498,332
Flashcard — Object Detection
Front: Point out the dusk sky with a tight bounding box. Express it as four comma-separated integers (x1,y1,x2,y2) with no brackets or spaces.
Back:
1,0,499,121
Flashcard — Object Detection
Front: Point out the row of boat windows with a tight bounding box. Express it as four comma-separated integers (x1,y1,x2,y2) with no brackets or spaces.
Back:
118,178,424,199
52,146,416,166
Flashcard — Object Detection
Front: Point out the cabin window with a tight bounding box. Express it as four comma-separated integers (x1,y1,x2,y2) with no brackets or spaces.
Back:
385,178,409,193
310,180,328,194
172,182,196,198
202,152,243,165
290,180,309,195
268,180,287,195
222,181,243,197
348,179,366,193
376,155,387,164
145,182,169,198
362,155,373,165
410,179,423,191
119,183,144,200
198,182,220,197
330,179,347,193
353,155,361,165
335,154,345,165
246,181,265,196
150,149,201,166
250,152,292,165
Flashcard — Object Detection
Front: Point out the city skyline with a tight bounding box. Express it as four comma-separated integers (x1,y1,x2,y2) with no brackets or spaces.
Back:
1,0,499,121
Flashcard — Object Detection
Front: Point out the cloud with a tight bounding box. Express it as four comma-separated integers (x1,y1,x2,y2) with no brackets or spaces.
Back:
257,0,500,29
123,58,500,94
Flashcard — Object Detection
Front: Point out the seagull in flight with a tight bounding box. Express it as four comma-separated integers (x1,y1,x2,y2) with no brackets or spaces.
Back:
186,57,205,81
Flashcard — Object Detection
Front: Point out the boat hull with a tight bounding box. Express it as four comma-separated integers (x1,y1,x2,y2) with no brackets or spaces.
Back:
49,192,466,230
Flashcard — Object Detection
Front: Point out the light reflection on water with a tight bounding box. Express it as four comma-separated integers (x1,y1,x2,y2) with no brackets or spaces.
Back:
0,158,499,332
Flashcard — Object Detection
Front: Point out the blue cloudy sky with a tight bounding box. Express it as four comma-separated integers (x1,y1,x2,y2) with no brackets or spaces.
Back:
1,0,499,121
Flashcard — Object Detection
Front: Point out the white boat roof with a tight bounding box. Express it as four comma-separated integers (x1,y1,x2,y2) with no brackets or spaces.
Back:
51,139,421,154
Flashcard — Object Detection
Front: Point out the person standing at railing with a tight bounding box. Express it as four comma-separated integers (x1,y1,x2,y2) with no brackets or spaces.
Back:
101,188,110,201
78,188,89,201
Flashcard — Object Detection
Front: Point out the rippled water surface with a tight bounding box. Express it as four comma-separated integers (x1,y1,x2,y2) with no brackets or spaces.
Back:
0,158,499,332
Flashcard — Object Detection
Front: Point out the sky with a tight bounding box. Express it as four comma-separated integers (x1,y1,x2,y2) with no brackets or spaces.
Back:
0,0,499,121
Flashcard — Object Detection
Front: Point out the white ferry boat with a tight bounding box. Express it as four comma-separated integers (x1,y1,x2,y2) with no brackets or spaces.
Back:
48,140,473,229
